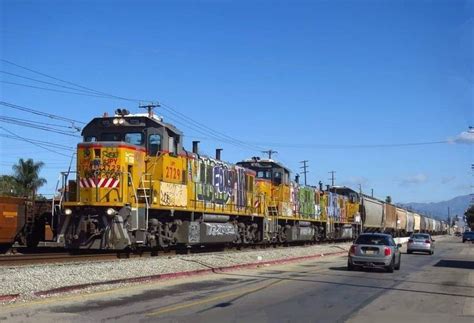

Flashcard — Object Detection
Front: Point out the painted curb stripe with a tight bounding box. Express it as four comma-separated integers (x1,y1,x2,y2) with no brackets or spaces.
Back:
29,250,348,298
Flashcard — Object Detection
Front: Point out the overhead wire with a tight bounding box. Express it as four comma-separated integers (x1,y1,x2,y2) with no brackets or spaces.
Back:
0,134,75,151
0,101,85,125
1,59,266,152
0,116,81,137
0,59,456,151
0,127,75,157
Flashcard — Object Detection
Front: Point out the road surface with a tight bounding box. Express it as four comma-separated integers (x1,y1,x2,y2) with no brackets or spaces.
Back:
1,236,473,322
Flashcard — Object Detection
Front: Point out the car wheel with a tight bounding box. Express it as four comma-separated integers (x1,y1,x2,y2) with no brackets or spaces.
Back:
347,260,354,271
463,240,466,243
430,250,434,255
395,255,401,270
385,258,394,273
407,250,412,254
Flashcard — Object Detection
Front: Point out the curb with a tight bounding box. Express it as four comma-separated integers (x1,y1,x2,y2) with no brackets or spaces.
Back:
3,249,348,302
0,294,20,302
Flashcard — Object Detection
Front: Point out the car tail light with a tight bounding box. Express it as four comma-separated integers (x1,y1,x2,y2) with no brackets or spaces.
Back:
408,239,413,243
384,247,391,256
349,245,356,255
425,240,430,243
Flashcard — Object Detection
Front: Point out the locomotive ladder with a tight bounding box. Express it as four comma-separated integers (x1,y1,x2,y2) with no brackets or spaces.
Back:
135,173,153,234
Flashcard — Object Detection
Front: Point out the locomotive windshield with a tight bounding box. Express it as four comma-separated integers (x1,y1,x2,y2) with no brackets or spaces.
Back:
81,113,184,155
237,159,290,185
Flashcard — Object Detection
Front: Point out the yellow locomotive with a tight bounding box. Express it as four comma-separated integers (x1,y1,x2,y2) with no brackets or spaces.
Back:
57,108,361,249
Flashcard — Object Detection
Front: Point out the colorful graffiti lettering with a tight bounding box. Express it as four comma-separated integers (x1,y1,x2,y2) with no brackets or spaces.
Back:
192,157,247,206
103,151,119,158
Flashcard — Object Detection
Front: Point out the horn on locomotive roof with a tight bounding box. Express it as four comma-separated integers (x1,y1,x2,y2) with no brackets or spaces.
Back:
215,148,223,161
295,174,300,184
192,141,200,154
115,108,130,116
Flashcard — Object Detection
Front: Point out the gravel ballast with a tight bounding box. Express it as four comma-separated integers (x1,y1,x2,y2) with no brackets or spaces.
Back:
0,243,351,303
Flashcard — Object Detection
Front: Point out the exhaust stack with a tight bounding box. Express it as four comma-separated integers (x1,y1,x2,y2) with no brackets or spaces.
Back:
192,141,200,154
215,148,223,160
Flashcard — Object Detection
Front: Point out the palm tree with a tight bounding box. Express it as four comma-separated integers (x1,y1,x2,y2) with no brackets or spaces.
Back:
12,158,47,200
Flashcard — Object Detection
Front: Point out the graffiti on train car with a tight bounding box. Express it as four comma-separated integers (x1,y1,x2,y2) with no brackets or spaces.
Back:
190,157,248,206
80,147,121,180
160,182,187,207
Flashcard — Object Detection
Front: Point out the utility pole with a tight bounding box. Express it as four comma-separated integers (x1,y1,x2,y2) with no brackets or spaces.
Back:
262,149,277,160
328,171,336,187
300,160,309,186
139,102,160,117
371,188,374,197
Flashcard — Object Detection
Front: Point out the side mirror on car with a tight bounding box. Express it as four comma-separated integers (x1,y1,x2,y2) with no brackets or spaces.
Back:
397,244,402,248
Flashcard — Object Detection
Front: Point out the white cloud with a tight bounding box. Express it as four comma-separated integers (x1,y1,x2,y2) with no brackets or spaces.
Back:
448,129,474,144
400,173,428,185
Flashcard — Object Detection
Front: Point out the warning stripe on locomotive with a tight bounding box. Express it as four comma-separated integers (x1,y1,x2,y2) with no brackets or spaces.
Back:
80,178,120,188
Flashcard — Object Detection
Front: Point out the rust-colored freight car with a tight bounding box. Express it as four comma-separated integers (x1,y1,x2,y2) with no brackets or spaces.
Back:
0,196,25,249
0,196,55,250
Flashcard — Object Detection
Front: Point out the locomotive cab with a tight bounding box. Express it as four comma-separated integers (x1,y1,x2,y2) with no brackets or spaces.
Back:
237,157,292,217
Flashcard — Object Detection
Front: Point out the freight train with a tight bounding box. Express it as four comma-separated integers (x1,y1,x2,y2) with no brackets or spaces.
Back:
0,108,448,251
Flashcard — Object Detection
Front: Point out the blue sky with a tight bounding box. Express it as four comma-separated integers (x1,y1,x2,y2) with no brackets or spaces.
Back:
1,0,473,207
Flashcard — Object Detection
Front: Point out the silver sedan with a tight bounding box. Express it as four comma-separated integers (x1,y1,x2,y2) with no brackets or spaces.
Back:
347,233,402,273
407,233,435,255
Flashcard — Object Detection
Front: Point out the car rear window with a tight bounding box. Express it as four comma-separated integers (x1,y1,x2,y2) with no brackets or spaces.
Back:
412,234,429,239
355,235,390,246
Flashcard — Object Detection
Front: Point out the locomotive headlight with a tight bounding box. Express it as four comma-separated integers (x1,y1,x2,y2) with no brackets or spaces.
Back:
64,208,73,215
106,208,117,216
118,118,125,124
113,118,119,125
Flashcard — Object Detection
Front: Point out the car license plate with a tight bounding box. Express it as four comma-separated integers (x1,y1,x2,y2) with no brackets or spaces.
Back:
365,250,375,255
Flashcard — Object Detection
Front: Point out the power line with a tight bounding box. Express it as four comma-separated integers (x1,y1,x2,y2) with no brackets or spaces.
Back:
0,127,74,157
1,59,265,152
240,140,450,149
0,134,75,151
0,115,80,131
1,81,114,99
0,70,113,96
0,116,81,137
0,101,85,125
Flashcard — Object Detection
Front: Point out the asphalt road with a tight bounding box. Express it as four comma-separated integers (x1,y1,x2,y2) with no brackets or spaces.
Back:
1,236,473,323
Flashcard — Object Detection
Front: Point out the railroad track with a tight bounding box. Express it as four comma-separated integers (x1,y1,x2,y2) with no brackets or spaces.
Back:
0,240,349,267
0,251,166,267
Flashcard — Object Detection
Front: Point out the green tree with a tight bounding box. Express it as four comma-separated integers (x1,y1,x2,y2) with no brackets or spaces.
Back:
465,205,474,230
0,175,21,196
12,158,47,200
